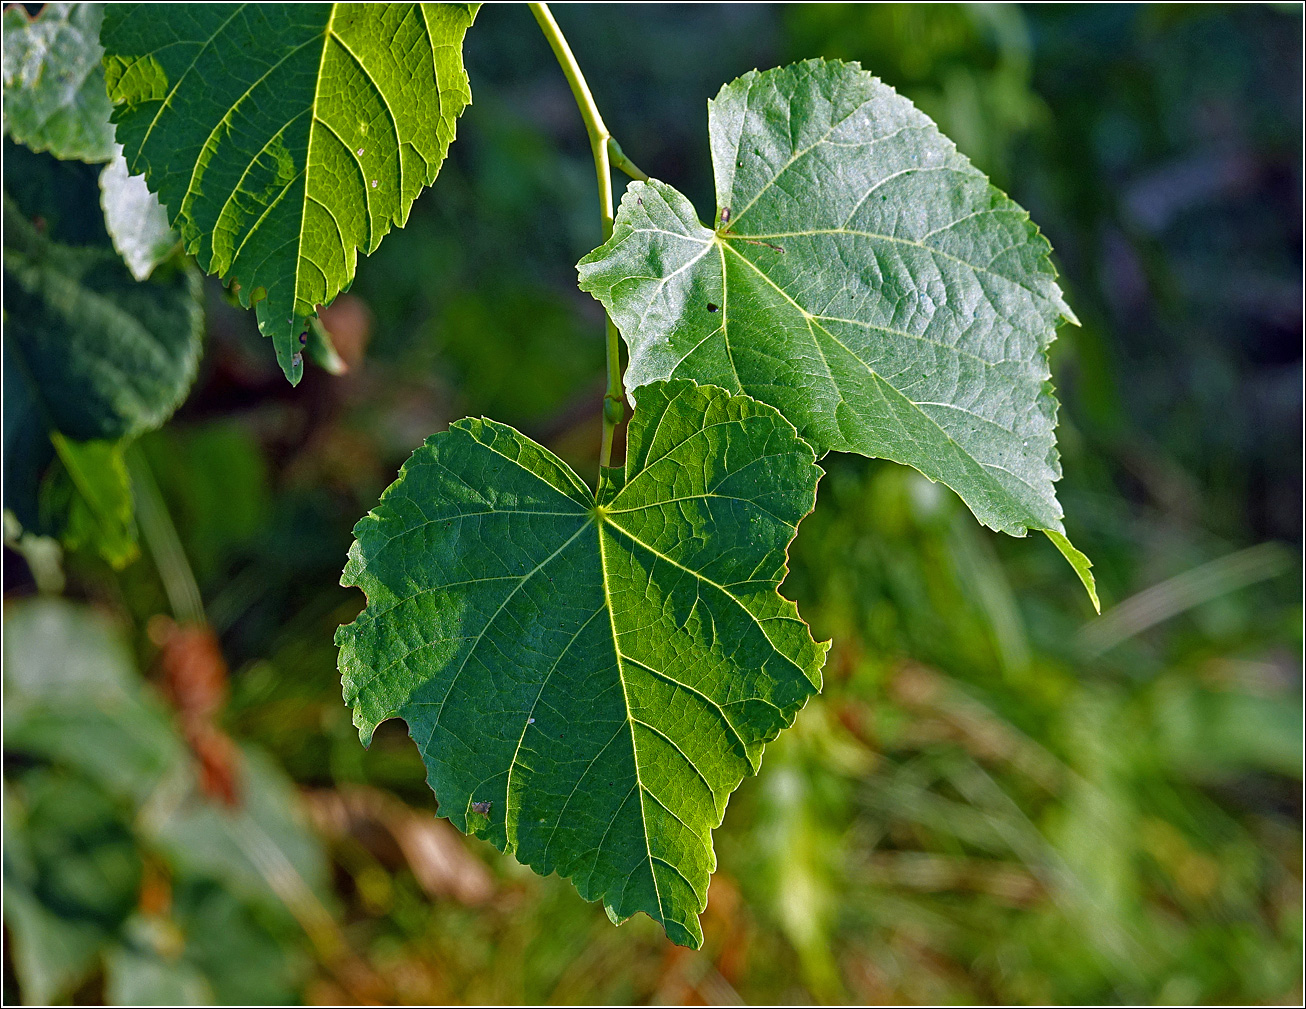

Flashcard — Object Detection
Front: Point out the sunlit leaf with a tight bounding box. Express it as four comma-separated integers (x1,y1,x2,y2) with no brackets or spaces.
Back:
1,2,116,163
101,2,480,383
338,380,826,947
579,60,1091,600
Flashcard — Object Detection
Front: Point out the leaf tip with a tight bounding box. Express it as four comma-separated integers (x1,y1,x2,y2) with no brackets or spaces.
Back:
1044,529,1099,613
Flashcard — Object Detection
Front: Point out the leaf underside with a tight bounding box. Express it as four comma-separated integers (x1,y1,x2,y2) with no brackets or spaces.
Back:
337,381,827,946
579,59,1086,567
99,147,178,281
101,2,478,383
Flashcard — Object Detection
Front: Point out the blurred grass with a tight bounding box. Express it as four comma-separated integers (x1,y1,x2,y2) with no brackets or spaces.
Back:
3,3,1302,1005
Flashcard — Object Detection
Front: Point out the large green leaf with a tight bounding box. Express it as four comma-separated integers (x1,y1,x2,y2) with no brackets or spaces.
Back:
101,2,479,384
337,380,826,946
578,60,1093,600
1,2,116,163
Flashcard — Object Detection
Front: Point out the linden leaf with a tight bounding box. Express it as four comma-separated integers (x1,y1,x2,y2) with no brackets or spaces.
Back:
578,59,1094,601
101,2,479,383
337,381,827,947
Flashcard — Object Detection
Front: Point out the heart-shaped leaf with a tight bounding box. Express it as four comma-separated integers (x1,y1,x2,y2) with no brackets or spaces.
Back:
578,60,1095,604
101,2,479,383
337,380,826,946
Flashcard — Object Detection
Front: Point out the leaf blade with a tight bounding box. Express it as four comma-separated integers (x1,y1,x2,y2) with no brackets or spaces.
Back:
579,60,1083,554
1,2,116,163
337,381,826,946
101,2,479,383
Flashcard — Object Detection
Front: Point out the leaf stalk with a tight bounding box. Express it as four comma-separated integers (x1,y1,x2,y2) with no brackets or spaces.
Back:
529,2,642,478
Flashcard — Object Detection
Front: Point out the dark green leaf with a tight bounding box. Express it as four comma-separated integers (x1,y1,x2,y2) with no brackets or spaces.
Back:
338,380,826,947
3,160,202,562
2,769,141,1004
102,2,480,383
2,146,198,544
3,189,202,443
578,60,1094,602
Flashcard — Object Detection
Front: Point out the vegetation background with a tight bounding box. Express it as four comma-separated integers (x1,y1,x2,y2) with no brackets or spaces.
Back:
3,3,1302,1004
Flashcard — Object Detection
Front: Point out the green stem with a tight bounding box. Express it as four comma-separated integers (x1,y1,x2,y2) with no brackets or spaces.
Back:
529,2,638,476
607,136,649,182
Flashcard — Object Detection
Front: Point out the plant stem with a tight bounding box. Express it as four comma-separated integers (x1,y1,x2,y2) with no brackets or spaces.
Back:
529,2,637,476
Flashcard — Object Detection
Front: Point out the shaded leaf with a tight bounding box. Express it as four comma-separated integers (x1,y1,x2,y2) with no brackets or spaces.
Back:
102,2,480,383
2,597,187,803
579,60,1085,570
337,380,826,947
3,154,203,557
2,188,202,443
3,598,333,917
0,3,183,280
1,2,115,163
3,596,334,1004
2,337,51,530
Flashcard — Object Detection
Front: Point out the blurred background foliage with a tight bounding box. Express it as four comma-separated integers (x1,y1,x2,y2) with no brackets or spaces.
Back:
3,3,1302,1004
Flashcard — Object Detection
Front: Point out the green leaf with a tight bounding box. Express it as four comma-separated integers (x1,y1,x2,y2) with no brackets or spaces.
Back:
41,433,139,568
3,188,203,443
3,597,333,919
338,380,826,947
1045,529,1099,613
2,787,110,1007
3,158,202,559
2,597,187,804
101,2,480,384
105,942,213,1007
3,768,142,1004
1,2,116,163
0,3,181,280
579,60,1082,553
